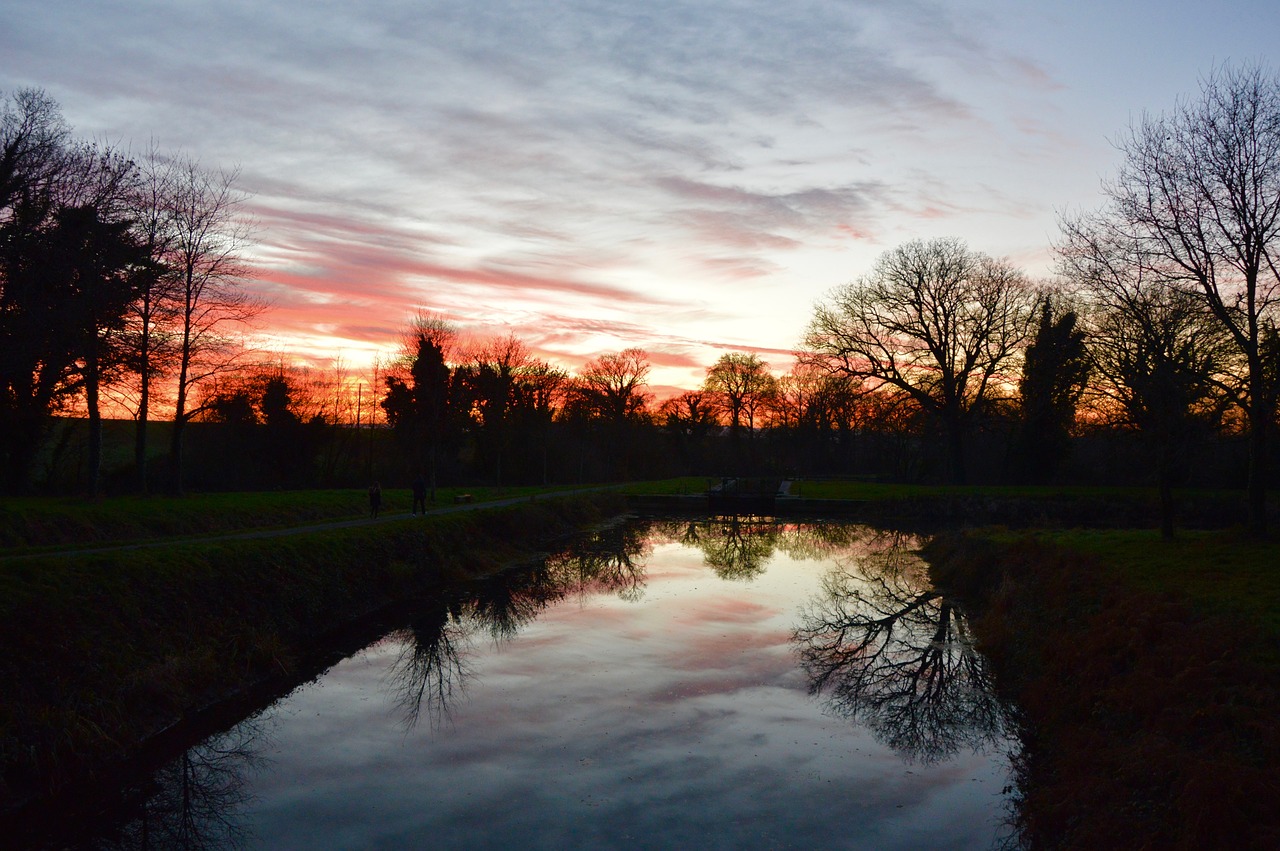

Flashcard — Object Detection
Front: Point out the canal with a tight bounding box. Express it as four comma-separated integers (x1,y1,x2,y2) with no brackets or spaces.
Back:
49,516,1018,849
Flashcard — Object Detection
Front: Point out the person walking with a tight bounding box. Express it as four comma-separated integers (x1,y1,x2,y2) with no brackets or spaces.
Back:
368,482,382,519
411,473,428,516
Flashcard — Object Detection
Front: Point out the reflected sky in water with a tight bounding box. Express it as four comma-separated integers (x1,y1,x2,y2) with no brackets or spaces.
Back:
95,520,1015,850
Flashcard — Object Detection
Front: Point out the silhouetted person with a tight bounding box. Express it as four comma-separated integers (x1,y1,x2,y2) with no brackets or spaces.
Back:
412,473,427,515
368,482,382,519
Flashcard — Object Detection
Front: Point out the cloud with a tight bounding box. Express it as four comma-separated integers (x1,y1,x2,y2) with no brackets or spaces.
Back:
4,0,1093,382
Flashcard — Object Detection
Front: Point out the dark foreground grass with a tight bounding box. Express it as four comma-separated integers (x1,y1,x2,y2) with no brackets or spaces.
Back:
1014,528,1280,637
928,531,1280,850
0,492,626,815
0,484,585,551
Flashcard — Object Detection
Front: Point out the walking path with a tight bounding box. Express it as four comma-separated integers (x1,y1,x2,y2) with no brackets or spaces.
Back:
2,485,623,562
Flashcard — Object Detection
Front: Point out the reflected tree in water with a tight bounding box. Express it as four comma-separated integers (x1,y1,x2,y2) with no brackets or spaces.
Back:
386,595,472,731
793,535,1008,764
544,520,650,601
385,522,651,729
469,567,563,643
775,521,876,562
676,515,779,580
653,517,899,581
93,718,269,850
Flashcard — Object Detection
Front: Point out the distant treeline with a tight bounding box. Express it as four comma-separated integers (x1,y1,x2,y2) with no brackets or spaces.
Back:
24,332,1263,503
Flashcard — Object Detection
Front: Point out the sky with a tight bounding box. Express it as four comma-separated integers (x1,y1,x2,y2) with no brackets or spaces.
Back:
4,0,1278,394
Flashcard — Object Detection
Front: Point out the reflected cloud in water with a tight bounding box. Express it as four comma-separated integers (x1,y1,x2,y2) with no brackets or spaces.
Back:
68,517,1015,850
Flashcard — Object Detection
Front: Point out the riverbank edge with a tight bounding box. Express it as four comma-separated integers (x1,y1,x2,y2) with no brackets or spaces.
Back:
0,492,627,818
628,489,1269,529
924,533,1279,850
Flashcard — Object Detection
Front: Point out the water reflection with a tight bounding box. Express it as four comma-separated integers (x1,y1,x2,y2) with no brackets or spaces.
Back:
52,518,1014,850
672,515,779,579
385,520,651,730
386,597,471,731
792,531,1008,764
651,516,883,580
89,718,270,850
544,519,650,601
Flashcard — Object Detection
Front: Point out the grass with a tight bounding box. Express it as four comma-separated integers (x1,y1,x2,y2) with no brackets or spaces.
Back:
617,477,715,495
927,529,1280,848
1006,527,1280,638
0,484,603,552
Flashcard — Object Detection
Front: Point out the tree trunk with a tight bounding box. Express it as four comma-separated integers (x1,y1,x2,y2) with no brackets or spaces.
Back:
945,414,968,485
134,317,150,493
1246,405,1268,537
168,351,190,495
85,354,102,498
428,441,438,502
1157,437,1176,541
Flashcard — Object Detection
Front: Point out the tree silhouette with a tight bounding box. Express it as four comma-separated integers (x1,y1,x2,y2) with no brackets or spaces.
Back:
1014,299,1091,484
119,145,183,493
704,352,777,472
386,597,472,731
1059,216,1233,538
0,90,144,492
544,520,650,601
55,205,154,496
1102,62,1280,534
384,523,652,729
657,390,718,469
674,515,780,581
571,347,653,423
163,158,261,494
98,719,268,850
804,238,1035,484
382,315,459,499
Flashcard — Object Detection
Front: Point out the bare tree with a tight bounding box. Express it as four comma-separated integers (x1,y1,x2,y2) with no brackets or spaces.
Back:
0,88,70,212
1105,62,1280,534
658,389,717,439
704,352,777,435
803,238,1035,484
161,158,262,493
116,145,183,492
511,357,568,485
456,332,537,484
572,347,653,423
1059,215,1235,538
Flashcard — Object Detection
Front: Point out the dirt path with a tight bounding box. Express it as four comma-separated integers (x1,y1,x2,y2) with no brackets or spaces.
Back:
2,486,623,561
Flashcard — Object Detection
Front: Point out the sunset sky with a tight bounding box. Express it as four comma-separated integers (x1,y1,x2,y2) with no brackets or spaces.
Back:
4,1,1277,393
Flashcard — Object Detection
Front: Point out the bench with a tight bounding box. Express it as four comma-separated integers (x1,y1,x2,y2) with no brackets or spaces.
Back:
454,493,473,504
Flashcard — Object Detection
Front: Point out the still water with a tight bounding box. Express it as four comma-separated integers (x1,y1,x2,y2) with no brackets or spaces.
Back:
85,518,1017,850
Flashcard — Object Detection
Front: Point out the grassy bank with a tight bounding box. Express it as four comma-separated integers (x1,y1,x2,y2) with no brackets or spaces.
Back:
0,484,586,551
927,531,1280,850
1011,528,1280,635
0,492,626,813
